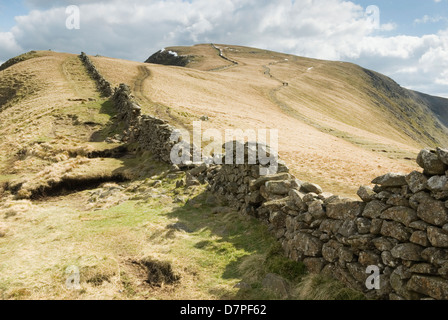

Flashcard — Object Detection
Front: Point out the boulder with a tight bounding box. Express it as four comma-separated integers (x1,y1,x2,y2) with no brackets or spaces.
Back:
407,275,448,300
293,233,323,257
427,175,448,192
372,237,397,251
362,200,390,219
265,180,291,195
372,173,407,187
380,221,411,242
357,186,376,202
391,243,424,261
326,199,365,220
436,147,448,165
405,171,428,194
322,240,343,263
262,273,289,297
308,200,326,219
249,173,291,191
417,199,448,226
421,247,448,266
300,182,323,195
303,258,326,274
410,231,430,247
417,149,447,175
356,218,372,234
427,226,448,248
380,206,418,227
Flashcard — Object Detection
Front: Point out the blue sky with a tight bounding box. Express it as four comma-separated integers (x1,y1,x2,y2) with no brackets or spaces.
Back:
361,0,447,36
0,0,447,97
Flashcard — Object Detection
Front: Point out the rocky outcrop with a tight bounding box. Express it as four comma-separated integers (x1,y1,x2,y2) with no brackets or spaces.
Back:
145,49,190,67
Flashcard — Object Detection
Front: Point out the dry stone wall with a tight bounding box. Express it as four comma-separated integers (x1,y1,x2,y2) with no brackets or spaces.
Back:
80,53,448,300
193,147,448,300
79,52,113,97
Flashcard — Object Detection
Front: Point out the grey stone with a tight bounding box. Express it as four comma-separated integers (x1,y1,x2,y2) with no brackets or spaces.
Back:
293,233,323,257
405,171,428,193
427,175,448,192
436,147,448,165
345,235,375,250
249,173,291,191
409,263,438,275
409,191,432,210
185,173,201,187
338,246,354,263
359,251,381,266
386,195,409,207
382,251,399,267
346,262,367,284
394,265,412,280
380,206,418,227
421,247,448,266
269,211,287,229
265,180,292,195
407,275,448,300
373,237,398,251
319,219,343,235
262,197,289,210
390,270,421,300
380,221,411,242
262,273,289,297
289,189,307,211
301,182,323,194
417,149,447,175
234,282,252,290
303,193,319,203
417,199,448,226
410,231,430,247
356,218,372,234
326,199,365,220
372,173,407,187
409,220,429,231
303,258,326,273
357,186,376,202
337,219,357,237
370,219,383,235
362,200,390,219
391,243,424,261
322,240,343,263
308,200,326,219
188,163,207,176
248,190,264,204
427,226,448,248
376,191,393,201
167,222,192,233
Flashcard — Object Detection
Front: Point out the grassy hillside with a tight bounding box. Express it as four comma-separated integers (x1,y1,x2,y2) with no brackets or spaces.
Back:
0,49,368,300
1,44,446,300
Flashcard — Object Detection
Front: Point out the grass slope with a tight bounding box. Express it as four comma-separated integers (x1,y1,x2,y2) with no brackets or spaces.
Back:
0,50,365,300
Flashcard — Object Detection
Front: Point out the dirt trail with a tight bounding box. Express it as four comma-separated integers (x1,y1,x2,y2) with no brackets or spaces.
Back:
208,44,240,72
132,65,188,130
61,56,99,99
262,61,416,160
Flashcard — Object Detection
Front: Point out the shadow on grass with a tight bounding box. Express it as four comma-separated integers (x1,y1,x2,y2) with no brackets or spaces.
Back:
164,190,308,300
90,99,124,142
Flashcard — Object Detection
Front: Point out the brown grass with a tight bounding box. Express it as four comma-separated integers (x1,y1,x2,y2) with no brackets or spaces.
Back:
89,44,422,197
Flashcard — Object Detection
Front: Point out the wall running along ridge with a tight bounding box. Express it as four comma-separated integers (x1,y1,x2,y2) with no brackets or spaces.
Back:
79,52,113,97
80,53,448,300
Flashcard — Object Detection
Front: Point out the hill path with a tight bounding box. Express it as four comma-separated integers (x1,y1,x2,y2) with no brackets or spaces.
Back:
132,65,188,130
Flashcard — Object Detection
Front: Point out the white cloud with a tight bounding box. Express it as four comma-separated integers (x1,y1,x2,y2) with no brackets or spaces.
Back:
0,0,447,97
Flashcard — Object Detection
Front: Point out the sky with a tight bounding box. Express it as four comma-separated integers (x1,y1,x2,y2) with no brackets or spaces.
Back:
0,0,447,97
